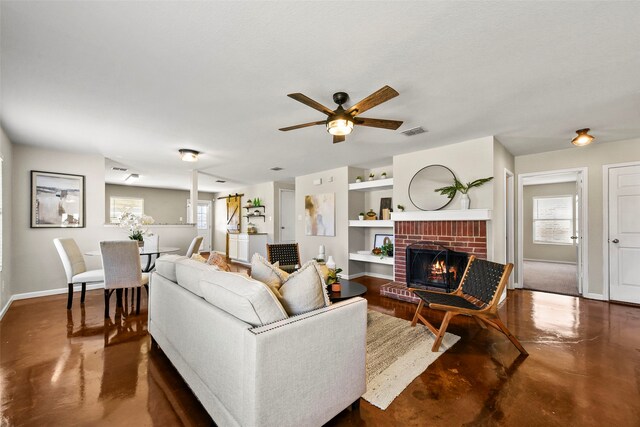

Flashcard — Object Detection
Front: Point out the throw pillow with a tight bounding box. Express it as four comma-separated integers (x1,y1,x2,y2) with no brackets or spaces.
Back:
191,253,207,263
207,252,231,272
274,260,331,316
250,253,289,292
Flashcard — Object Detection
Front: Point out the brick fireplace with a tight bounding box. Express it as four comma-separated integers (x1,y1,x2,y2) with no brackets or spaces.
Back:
381,216,488,303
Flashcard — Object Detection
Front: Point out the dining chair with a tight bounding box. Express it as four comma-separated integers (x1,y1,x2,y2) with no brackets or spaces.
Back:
266,243,300,273
100,240,149,317
54,238,104,310
186,236,204,257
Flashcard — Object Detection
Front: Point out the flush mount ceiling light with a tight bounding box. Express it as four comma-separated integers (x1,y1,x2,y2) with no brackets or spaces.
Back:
571,128,594,147
179,149,199,162
124,173,139,183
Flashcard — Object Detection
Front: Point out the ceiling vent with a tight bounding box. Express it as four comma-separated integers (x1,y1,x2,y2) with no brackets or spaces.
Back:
401,126,427,137
215,180,226,183
270,167,284,171
112,166,128,171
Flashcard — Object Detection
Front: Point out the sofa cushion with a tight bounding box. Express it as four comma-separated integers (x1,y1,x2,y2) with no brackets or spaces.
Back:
155,255,189,283
207,252,231,272
250,253,289,292
274,260,331,316
175,259,220,297
200,270,288,327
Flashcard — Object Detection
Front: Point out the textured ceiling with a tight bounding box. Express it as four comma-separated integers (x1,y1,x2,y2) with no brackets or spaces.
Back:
2,1,640,191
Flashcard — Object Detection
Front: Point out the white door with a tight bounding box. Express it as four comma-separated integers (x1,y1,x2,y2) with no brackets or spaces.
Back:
279,189,295,242
609,164,640,303
188,200,212,251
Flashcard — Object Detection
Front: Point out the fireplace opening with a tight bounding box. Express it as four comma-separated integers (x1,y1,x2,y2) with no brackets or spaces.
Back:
406,242,469,292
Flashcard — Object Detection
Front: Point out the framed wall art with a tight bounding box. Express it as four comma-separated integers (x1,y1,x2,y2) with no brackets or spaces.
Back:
304,193,335,236
31,170,85,228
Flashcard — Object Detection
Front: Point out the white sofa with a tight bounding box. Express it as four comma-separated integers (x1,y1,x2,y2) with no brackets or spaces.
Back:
148,256,367,427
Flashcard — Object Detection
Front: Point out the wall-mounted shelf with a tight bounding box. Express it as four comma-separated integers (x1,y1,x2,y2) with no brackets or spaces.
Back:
348,178,393,192
244,205,265,210
349,252,394,265
244,214,265,221
348,220,394,228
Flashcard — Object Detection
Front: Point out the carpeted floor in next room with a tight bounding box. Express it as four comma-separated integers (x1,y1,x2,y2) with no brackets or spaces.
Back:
523,260,579,296
1,277,639,426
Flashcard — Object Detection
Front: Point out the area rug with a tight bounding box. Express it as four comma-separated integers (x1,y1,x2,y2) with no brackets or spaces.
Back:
364,310,460,410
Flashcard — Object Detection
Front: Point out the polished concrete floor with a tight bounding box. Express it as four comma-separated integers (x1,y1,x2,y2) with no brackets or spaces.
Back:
1,278,639,426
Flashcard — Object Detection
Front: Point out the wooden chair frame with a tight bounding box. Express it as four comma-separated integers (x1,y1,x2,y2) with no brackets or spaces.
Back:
409,255,528,355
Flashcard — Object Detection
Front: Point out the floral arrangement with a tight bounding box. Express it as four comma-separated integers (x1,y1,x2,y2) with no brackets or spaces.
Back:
118,209,155,241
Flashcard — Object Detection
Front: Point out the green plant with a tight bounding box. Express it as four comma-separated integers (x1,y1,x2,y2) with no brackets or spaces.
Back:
359,212,365,216
356,176,363,181
434,176,493,199
380,242,394,258
327,267,343,285
369,173,375,178
397,204,405,211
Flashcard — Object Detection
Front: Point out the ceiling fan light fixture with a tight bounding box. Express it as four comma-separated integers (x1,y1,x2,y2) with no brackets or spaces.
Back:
326,118,354,136
179,149,199,162
571,128,594,147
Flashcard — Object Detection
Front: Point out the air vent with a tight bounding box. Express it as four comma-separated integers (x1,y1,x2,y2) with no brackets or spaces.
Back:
215,180,226,183
270,167,284,171
401,126,427,137
112,167,128,171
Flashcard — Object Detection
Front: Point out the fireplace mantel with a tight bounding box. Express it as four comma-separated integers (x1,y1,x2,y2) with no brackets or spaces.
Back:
391,209,491,222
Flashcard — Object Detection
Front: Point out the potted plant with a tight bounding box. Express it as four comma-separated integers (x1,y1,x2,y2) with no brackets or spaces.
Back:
380,242,394,258
327,267,343,292
434,176,493,210
397,204,405,212
381,172,387,179
368,173,375,181
358,212,365,220
355,176,363,183
118,209,155,246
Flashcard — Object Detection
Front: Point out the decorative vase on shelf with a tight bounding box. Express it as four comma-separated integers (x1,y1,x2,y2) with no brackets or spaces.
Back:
460,193,470,210
326,256,336,270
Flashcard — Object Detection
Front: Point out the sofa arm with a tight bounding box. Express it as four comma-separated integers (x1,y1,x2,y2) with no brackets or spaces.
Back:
242,297,367,427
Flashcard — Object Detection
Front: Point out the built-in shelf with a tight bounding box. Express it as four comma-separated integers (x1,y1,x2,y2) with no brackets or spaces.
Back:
349,252,394,265
348,220,394,228
391,209,492,222
348,178,393,192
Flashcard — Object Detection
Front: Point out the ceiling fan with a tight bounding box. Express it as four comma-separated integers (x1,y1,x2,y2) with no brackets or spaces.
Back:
279,85,403,143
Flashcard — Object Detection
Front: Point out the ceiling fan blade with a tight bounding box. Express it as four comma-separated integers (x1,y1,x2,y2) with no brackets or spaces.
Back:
333,135,346,144
346,85,399,115
279,121,326,132
287,93,334,116
354,117,403,130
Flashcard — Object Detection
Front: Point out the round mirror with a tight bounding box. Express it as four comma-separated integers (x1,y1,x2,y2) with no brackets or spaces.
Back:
408,165,456,211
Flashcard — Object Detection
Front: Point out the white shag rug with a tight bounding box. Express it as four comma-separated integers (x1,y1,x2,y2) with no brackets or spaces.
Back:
363,310,460,410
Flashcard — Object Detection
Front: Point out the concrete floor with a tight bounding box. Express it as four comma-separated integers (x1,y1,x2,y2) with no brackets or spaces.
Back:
1,277,639,426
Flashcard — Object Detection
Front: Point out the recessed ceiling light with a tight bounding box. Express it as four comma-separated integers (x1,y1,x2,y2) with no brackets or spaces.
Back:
571,128,594,147
270,167,284,171
179,149,199,162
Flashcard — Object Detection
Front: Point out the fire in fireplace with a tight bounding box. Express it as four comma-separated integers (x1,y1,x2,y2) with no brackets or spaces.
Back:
406,242,468,292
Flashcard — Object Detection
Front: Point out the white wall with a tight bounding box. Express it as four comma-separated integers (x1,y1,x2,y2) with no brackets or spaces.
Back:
492,138,515,263
296,167,350,275
1,128,13,313
515,137,640,297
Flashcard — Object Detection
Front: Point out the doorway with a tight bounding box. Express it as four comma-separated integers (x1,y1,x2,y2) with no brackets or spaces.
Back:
517,168,588,296
605,162,640,304
279,189,295,243
187,200,212,251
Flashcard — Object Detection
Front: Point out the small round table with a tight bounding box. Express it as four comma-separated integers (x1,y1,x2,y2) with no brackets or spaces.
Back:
329,279,367,302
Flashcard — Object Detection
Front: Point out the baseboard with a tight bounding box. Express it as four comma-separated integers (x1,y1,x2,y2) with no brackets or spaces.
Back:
0,295,15,322
523,258,577,265
11,283,105,302
583,292,605,301
344,272,393,281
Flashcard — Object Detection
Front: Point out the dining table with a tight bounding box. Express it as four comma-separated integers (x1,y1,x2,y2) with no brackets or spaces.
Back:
86,246,181,272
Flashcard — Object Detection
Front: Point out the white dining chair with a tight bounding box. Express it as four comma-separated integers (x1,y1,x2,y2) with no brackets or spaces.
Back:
100,240,149,317
186,236,204,257
54,238,104,310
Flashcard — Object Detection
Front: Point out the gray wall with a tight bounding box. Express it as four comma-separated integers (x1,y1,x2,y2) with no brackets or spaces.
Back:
105,184,215,224
523,182,577,263
1,128,13,313
515,136,640,297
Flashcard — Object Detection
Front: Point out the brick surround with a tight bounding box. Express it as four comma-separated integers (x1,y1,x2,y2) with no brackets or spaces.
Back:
381,220,488,303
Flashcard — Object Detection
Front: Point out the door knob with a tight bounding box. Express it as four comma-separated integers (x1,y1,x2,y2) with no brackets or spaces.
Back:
611,239,620,244
570,236,578,240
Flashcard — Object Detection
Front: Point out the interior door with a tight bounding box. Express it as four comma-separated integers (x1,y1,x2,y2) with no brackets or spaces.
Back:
187,200,212,251
609,164,640,303
279,189,295,242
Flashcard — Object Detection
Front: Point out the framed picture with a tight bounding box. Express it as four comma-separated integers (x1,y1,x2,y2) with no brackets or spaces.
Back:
31,170,85,228
304,193,335,236
374,233,394,248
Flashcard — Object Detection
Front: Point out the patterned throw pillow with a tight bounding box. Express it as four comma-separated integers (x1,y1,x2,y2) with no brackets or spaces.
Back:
206,252,231,272
250,253,289,292
273,260,331,316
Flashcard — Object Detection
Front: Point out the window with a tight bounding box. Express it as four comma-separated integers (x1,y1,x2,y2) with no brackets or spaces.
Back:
533,196,574,245
110,197,144,223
